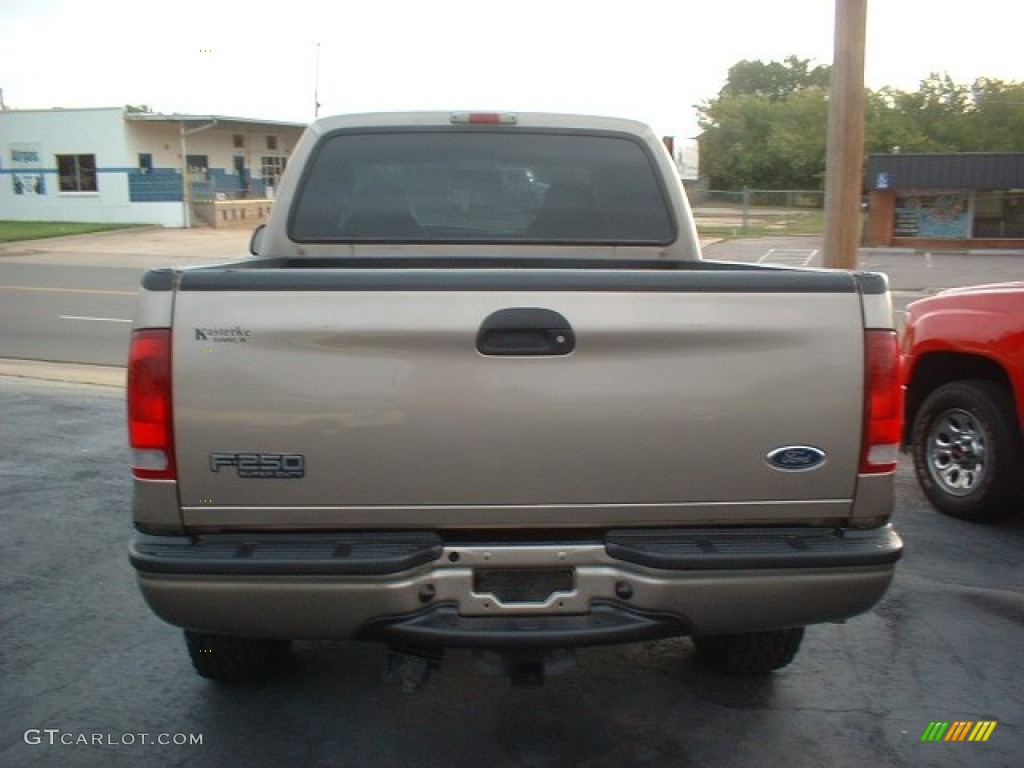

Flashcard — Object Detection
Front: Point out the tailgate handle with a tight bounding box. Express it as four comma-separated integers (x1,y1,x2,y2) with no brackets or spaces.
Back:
476,308,575,356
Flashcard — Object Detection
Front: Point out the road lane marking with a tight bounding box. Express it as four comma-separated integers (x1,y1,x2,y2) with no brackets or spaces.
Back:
0,285,136,296
59,315,132,323
758,248,819,266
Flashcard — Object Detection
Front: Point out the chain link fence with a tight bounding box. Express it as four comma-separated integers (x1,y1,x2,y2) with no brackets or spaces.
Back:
699,189,825,209
690,188,827,235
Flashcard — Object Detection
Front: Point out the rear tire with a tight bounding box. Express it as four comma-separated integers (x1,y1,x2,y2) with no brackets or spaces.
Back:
911,380,1023,522
692,628,804,675
184,630,291,684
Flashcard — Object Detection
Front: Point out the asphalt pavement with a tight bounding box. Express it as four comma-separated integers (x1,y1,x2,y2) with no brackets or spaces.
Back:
0,228,250,368
1,376,1021,768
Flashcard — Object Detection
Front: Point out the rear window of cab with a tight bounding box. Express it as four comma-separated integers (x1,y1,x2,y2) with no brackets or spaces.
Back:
288,130,676,245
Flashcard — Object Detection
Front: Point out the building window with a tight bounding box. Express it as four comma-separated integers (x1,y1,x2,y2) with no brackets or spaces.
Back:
974,191,1024,238
186,154,209,182
261,156,287,190
233,134,245,148
56,154,98,192
267,135,278,151
138,153,153,175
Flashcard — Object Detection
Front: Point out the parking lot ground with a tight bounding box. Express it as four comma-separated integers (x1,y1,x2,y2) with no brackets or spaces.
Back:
1,376,1021,768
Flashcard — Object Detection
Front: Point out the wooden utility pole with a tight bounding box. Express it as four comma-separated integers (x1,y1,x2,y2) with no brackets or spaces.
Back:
823,0,868,269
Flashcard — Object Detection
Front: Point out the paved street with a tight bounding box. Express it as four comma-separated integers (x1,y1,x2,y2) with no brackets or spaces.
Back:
0,263,137,365
1,228,1021,373
0,228,249,367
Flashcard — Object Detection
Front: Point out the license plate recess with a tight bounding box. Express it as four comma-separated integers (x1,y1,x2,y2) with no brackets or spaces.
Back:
473,568,575,604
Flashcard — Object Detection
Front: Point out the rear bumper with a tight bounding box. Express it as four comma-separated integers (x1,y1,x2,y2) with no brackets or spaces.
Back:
131,526,901,645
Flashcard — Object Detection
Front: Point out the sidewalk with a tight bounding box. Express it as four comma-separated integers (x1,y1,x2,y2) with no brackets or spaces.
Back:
0,226,252,268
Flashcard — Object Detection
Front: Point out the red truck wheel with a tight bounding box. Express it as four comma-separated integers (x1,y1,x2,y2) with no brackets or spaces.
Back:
911,380,1024,522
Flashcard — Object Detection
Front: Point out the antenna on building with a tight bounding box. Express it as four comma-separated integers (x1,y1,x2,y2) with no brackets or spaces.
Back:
313,43,321,119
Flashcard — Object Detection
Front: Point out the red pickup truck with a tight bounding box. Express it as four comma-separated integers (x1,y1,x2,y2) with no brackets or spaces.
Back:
902,282,1024,521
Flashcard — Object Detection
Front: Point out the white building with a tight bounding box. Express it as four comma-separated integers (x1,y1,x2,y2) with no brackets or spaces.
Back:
0,107,306,227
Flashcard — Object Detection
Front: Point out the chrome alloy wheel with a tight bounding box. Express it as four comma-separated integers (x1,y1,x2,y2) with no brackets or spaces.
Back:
925,408,987,497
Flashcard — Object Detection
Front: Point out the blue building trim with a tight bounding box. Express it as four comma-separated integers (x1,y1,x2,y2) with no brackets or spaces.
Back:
209,168,242,194
0,168,57,175
5,163,267,204
206,168,269,198
128,169,183,202
1,167,138,175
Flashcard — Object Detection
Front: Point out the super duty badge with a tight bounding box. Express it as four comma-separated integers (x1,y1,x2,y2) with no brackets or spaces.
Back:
210,452,305,479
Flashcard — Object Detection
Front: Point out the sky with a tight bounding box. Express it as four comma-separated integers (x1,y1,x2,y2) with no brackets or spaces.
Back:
0,0,1020,140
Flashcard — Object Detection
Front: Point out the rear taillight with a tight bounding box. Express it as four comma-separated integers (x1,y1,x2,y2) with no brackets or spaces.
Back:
860,330,903,474
127,328,176,480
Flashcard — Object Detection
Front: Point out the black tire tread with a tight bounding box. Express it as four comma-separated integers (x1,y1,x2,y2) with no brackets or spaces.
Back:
693,627,804,675
184,630,291,684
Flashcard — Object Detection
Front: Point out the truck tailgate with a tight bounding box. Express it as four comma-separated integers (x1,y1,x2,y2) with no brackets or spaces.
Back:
172,267,865,529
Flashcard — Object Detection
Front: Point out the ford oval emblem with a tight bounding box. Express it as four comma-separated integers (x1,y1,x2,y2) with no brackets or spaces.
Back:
766,446,827,472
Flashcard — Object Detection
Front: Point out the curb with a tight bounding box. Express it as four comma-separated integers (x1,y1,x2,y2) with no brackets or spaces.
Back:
0,225,162,252
0,359,124,388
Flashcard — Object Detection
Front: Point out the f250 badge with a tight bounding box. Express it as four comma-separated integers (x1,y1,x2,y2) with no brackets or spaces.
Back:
766,446,827,472
210,452,305,479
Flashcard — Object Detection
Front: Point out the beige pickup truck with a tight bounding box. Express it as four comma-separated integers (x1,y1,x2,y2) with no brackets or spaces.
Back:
128,112,902,685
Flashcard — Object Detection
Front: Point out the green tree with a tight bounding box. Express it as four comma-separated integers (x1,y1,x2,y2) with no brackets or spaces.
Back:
864,75,1024,153
699,60,1024,190
720,55,830,101
965,78,1024,150
893,73,973,150
863,87,932,154
698,56,830,189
